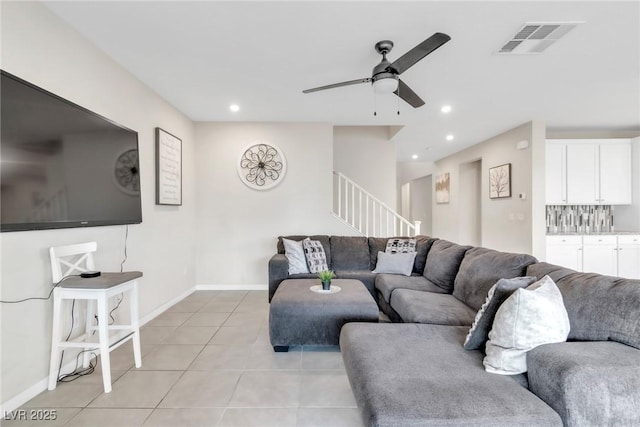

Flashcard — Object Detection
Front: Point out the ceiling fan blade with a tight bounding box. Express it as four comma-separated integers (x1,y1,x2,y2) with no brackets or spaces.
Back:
394,79,425,108
303,78,371,94
389,32,451,75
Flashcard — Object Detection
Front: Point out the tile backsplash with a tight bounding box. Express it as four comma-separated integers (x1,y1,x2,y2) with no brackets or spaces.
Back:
546,205,614,234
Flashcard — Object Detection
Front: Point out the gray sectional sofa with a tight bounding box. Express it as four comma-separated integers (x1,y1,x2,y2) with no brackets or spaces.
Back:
268,235,640,427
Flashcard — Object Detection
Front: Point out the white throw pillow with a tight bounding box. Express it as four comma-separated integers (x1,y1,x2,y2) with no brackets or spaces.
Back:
282,238,309,274
372,251,417,276
483,275,570,375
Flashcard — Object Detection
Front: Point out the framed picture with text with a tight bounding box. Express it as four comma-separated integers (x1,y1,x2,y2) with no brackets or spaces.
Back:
155,127,182,206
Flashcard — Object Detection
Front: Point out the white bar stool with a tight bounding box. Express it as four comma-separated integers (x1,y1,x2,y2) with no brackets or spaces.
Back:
48,242,142,393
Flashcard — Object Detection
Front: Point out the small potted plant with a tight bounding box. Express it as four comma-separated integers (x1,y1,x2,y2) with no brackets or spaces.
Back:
317,270,335,291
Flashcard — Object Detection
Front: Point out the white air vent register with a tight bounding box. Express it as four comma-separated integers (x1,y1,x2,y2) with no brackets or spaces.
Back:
498,22,582,54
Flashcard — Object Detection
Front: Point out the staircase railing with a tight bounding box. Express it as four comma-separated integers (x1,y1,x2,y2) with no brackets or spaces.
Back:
333,171,421,237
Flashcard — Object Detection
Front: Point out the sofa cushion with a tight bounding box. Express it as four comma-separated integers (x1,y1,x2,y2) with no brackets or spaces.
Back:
372,251,416,276
484,276,570,375
453,247,538,311
464,276,537,350
369,235,436,274
334,270,377,299
390,289,476,325
527,341,640,427
422,239,471,293
528,263,640,350
329,236,370,271
340,323,562,427
277,235,331,267
375,274,448,304
526,262,577,284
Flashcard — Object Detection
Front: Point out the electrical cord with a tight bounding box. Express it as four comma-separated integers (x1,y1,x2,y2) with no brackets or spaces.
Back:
120,224,129,273
57,299,99,382
109,295,124,325
107,224,129,325
57,349,98,383
57,298,76,381
0,274,80,304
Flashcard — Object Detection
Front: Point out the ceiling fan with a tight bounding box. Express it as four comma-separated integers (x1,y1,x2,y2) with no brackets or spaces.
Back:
302,32,451,108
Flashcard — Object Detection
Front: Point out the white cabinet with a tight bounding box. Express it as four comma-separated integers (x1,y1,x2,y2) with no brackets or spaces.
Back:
546,234,640,279
599,143,632,204
582,235,617,276
546,139,632,205
545,143,566,204
617,235,640,279
566,144,599,204
546,235,582,271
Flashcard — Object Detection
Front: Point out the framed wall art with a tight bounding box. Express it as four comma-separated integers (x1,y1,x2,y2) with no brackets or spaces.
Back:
155,127,182,205
489,163,511,199
435,172,450,204
237,142,287,190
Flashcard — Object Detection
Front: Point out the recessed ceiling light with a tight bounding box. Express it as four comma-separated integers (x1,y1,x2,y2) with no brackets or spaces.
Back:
412,154,418,160
229,104,240,112
446,134,454,141
441,105,452,113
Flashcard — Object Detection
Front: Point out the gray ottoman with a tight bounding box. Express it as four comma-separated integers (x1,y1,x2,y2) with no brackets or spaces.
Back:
269,279,379,351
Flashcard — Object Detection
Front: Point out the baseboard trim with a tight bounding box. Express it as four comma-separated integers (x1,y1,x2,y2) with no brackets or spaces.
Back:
139,286,196,326
1,286,196,414
195,284,268,291
0,357,80,415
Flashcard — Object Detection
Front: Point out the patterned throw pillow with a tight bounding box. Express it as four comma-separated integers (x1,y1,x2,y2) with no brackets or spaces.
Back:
385,238,417,254
302,238,329,273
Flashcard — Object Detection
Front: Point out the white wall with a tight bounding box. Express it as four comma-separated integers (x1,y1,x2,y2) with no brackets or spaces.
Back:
457,160,482,246
333,126,396,208
433,122,545,255
396,160,436,212
409,175,433,236
1,2,196,406
195,122,353,286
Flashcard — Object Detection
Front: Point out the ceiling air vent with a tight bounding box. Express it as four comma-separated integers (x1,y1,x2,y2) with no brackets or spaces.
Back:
498,22,582,54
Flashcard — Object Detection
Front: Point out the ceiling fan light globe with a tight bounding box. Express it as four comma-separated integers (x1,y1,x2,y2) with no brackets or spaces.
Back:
373,77,399,94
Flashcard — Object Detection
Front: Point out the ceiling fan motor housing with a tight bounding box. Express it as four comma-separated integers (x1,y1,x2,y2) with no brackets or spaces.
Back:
372,40,398,85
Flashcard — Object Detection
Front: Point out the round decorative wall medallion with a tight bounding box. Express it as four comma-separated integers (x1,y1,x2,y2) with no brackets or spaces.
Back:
114,149,140,195
237,142,287,190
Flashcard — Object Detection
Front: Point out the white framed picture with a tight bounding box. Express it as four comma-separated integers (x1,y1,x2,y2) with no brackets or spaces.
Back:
155,127,182,205
237,142,287,190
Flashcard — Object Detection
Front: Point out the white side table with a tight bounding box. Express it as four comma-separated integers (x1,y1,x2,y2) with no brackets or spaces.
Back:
47,272,143,393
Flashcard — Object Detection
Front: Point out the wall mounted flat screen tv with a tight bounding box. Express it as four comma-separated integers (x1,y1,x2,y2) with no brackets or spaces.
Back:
1,70,142,232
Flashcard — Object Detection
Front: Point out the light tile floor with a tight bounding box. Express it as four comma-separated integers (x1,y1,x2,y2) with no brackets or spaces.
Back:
6,290,364,427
